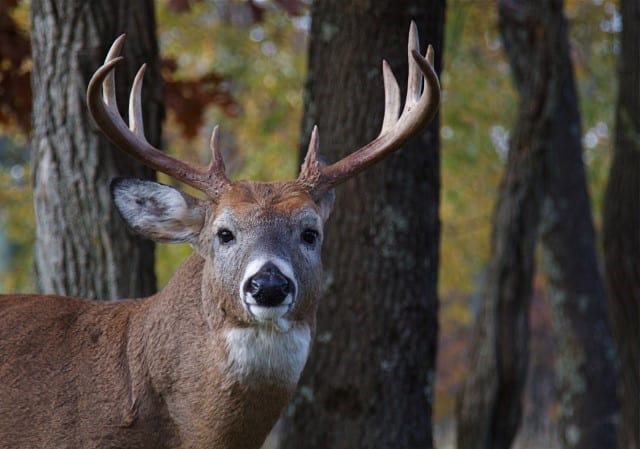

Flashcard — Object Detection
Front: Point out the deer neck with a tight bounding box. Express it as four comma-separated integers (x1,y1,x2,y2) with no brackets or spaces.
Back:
135,252,311,448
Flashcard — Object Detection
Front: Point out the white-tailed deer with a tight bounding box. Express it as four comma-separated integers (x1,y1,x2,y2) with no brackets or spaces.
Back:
0,22,439,449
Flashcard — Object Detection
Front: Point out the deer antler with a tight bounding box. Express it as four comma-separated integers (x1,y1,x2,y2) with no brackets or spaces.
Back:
87,35,230,198
298,21,441,194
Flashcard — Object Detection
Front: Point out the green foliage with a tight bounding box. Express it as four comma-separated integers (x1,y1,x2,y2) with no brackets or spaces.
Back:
0,153,34,293
440,1,516,296
0,0,31,134
157,0,306,182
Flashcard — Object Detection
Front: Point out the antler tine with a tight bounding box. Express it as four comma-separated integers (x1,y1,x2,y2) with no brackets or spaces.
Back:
207,125,232,191
103,36,124,110
380,61,401,135
87,35,229,198
405,21,422,108
299,126,322,185
298,21,441,194
128,64,146,137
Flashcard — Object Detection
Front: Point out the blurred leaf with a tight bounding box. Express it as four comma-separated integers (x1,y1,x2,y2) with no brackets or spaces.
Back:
249,0,307,21
0,161,34,293
163,58,238,138
0,0,31,134
166,0,200,13
272,0,307,17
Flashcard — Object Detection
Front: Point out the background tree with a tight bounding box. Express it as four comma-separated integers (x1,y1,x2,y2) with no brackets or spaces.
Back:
455,0,549,446
602,0,640,447
30,0,162,298
532,0,618,446
279,1,444,448
458,1,618,449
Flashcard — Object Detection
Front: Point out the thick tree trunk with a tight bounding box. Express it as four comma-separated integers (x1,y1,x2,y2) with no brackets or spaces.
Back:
279,1,444,448
602,0,640,447
31,0,162,299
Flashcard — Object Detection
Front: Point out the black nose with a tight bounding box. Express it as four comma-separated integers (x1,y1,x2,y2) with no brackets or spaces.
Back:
245,262,293,307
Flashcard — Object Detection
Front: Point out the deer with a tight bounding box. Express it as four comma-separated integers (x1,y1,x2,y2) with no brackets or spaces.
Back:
0,22,439,449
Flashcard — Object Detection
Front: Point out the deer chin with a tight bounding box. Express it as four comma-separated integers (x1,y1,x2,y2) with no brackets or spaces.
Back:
243,294,294,332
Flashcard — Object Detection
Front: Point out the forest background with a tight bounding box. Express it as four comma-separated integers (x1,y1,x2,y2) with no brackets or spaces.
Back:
0,0,623,447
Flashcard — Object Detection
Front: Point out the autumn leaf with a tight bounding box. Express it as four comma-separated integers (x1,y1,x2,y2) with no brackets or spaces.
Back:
162,58,238,139
166,0,200,13
0,0,31,134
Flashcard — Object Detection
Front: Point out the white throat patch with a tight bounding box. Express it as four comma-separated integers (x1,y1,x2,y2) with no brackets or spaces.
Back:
223,324,311,385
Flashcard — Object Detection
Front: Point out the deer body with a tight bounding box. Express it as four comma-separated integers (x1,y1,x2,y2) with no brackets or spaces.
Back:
0,23,439,449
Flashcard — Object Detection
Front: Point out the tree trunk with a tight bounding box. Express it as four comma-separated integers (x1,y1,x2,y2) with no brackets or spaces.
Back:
529,1,618,448
31,0,162,299
279,1,444,448
455,2,550,448
602,0,640,447
457,2,618,449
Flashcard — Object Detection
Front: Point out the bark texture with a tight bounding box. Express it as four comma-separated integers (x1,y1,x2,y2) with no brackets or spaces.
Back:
31,0,162,299
279,1,444,448
603,0,640,447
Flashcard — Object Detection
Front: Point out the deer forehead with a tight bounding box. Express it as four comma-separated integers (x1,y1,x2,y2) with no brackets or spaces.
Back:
212,181,323,228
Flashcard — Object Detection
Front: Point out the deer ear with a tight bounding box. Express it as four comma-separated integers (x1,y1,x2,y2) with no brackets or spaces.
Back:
315,188,335,222
111,178,206,244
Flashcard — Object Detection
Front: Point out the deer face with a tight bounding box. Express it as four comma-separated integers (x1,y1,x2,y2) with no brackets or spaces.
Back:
111,178,334,331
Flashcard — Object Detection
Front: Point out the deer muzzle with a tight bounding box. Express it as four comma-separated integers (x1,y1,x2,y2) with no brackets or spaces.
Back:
245,262,294,307
240,257,298,327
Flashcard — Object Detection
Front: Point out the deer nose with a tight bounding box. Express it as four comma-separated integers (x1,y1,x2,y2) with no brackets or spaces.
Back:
245,262,293,307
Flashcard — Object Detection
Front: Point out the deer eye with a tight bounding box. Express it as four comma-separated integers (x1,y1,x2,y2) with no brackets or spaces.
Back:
217,228,235,244
301,229,319,245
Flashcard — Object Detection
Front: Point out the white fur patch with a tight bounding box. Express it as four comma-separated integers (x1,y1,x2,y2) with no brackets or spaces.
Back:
224,325,311,385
